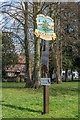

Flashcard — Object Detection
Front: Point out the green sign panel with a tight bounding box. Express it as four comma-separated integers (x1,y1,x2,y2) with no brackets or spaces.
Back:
35,14,56,40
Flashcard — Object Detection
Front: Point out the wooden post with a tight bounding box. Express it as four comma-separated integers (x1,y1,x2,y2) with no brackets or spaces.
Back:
43,85,49,114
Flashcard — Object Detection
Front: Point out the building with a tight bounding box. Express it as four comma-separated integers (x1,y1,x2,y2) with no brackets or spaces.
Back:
5,56,26,82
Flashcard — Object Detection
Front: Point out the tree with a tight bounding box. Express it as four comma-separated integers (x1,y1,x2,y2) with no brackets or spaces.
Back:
73,56,80,78
32,2,41,88
62,2,79,81
49,3,54,81
0,31,2,82
24,2,32,87
54,3,62,83
1,1,49,88
2,32,18,79
1,1,32,85
62,46,73,81
42,20,50,33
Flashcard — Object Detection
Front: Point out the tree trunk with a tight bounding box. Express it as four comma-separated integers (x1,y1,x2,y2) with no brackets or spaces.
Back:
49,3,54,80
33,37,41,88
40,39,43,77
65,69,68,82
71,69,73,81
24,2,32,88
60,3,62,81
55,3,62,84
55,53,61,84
33,2,41,88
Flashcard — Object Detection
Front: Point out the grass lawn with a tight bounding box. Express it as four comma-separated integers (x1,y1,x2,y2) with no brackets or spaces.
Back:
1,81,79,119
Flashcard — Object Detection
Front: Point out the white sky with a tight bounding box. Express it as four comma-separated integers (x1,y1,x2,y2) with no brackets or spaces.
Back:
0,0,3,1
0,13,4,29
0,0,80,2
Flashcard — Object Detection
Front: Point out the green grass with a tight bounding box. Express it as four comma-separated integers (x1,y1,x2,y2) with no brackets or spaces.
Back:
1,82,25,88
1,81,79,118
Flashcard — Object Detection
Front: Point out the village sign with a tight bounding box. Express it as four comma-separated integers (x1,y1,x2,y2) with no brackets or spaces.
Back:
35,14,56,40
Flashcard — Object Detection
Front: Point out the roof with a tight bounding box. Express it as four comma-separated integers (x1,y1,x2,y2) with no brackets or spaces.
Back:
18,56,26,64
6,64,26,73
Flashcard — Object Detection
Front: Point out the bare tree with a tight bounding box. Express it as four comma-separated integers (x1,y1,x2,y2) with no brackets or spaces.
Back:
1,1,32,85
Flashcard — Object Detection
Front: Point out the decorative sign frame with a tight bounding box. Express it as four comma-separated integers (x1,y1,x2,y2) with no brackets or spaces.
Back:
34,14,56,40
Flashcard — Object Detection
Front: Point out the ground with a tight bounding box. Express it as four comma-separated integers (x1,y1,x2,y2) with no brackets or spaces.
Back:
0,80,79,119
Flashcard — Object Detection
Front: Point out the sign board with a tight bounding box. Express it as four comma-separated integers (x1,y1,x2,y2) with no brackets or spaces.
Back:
34,14,56,40
41,78,51,86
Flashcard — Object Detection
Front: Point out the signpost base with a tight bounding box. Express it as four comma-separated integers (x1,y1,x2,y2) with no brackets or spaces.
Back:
43,85,49,114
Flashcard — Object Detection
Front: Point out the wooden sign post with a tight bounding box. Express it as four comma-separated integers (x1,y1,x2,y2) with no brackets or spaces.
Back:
41,78,50,114
34,14,56,114
43,86,49,114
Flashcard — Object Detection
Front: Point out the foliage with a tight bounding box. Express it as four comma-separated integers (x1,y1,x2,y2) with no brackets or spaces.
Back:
42,20,50,32
73,57,80,76
62,46,73,69
62,2,79,71
2,33,18,79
